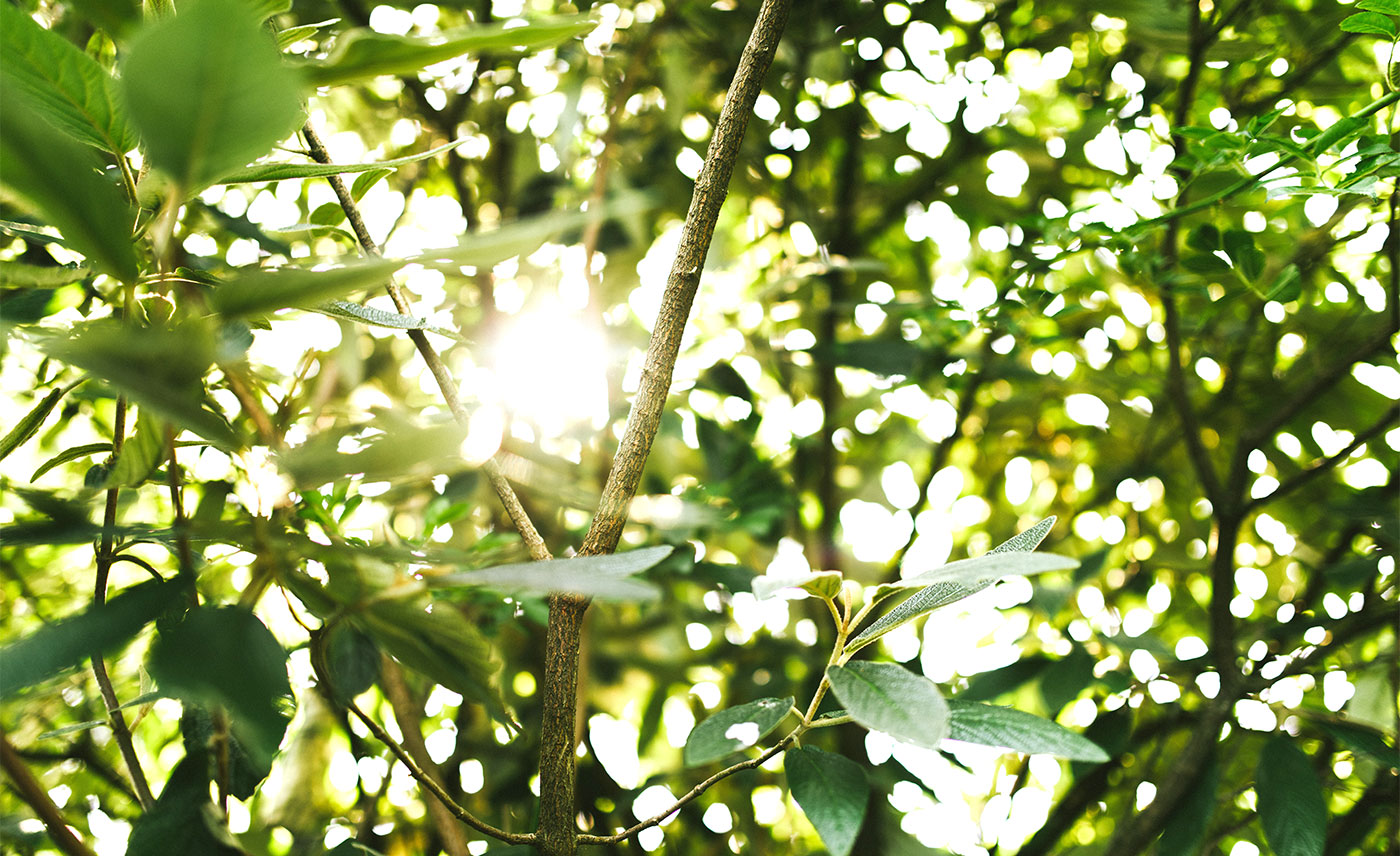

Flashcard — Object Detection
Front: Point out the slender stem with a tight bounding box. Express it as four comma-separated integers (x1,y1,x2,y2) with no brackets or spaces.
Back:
0,731,98,856
299,122,551,562
1246,404,1399,513
91,397,155,810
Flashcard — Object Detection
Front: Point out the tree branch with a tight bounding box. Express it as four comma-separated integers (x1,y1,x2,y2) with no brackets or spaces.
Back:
0,730,98,856
299,122,552,562
1247,404,1400,514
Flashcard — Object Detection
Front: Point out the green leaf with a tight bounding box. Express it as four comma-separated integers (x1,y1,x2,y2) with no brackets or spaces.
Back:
351,168,394,200
320,623,380,705
34,319,239,449
0,578,186,697
102,410,167,488
275,418,468,486
847,552,1076,655
0,261,90,287
119,0,305,193
1340,11,1398,36
276,18,340,50
298,16,598,88
1223,229,1265,282
314,300,461,340
1158,750,1218,855
1266,264,1302,303
1358,0,1400,14
356,595,513,728
752,570,843,600
432,546,674,602
0,3,139,154
786,746,868,856
147,606,294,770
1308,116,1367,156
65,0,142,37
0,97,140,282
0,382,77,463
31,443,113,482
1306,717,1399,768
683,696,793,766
945,699,1109,762
216,138,464,184
210,258,403,317
1256,736,1326,856
125,755,243,856
826,662,950,750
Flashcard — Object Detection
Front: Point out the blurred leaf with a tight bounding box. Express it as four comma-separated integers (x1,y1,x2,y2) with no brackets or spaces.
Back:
432,546,674,602
683,696,793,766
125,755,243,856
0,97,140,282
217,138,465,184
119,0,305,192
277,19,340,50
960,655,1052,702
752,570,843,600
826,662,950,750
0,383,77,463
35,319,239,449
101,410,166,488
1158,750,1218,855
1256,736,1326,856
211,258,402,317
314,300,461,340
947,699,1107,761
0,261,90,287
147,606,293,770
0,2,139,153
320,623,380,705
1305,716,1399,769
1340,11,1398,35
786,746,868,856
0,578,185,697
298,16,597,87
1223,229,1264,281
65,0,141,36
276,418,466,486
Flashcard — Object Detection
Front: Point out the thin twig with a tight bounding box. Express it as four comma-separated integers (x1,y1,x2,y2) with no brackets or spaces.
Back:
91,396,155,810
577,736,796,845
1246,404,1399,513
0,731,98,856
299,122,551,562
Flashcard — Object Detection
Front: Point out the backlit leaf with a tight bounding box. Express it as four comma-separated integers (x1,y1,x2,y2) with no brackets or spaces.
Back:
217,138,464,184
826,661,950,750
433,546,674,602
683,696,793,766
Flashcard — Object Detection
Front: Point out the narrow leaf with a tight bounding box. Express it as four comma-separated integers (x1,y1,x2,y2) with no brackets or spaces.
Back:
119,0,305,193
826,662,950,750
32,443,113,482
298,16,597,87
0,261,90,287
0,97,140,282
314,300,461,340
217,138,464,184
986,515,1057,555
0,579,185,697
786,746,868,856
0,2,139,153
408,198,650,272
210,258,404,317
1256,736,1326,856
945,699,1109,762
432,546,674,602
0,383,76,463
148,606,293,770
683,696,793,766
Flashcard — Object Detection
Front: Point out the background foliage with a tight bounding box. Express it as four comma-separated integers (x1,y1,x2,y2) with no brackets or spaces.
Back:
1,0,1397,854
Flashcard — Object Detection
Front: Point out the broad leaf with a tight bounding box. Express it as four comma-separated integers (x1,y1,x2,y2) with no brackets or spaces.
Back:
119,0,305,193
275,419,467,486
826,661,950,750
102,410,167,488
210,258,404,317
1358,0,1400,14
320,623,380,705
945,699,1109,762
147,606,294,770
125,755,243,856
0,98,141,282
683,696,793,766
217,138,465,184
0,578,186,697
0,2,138,153
1256,736,1326,856
752,570,843,600
35,319,239,449
298,16,597,87
1340,11,1398,36
786,746,868,856
432,546,674,602
0,261,90,287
